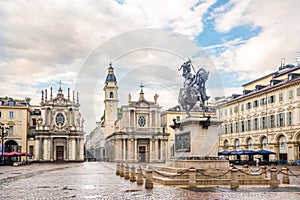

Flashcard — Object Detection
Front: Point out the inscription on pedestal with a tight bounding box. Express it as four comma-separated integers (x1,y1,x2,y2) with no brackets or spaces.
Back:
175,131,190,152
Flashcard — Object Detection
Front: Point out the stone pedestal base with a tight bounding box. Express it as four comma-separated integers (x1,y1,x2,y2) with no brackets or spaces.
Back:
166,159,229,169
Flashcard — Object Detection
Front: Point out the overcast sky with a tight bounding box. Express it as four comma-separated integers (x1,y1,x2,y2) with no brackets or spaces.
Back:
1,0,300,133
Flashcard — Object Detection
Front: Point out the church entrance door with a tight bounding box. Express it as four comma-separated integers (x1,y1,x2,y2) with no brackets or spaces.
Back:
56,146,64,161
139,146,146,163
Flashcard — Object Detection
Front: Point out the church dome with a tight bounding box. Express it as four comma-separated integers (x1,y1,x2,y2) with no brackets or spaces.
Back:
105,63,117,82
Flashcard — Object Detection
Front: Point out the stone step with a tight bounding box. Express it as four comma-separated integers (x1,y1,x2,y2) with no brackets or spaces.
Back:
154,177,270,186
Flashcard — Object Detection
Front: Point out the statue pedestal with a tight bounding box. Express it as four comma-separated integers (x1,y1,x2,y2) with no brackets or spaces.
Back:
167,117,229,169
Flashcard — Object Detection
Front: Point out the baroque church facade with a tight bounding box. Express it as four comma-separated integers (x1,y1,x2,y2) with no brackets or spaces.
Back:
97,63,169,162
34,86,85,162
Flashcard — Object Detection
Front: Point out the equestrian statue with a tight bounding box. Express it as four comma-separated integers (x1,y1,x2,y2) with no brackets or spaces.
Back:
178,59,210,117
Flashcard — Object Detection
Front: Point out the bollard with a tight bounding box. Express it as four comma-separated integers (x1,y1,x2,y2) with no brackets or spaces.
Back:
120,163,124,177
230,169,239,189
282,167,290,184
188,168,197,188
116,163,120,176
124,164,130,180
136,167,144,185
269,168,279,188
261,166,267,178
130,165,137,182
145,168,153,189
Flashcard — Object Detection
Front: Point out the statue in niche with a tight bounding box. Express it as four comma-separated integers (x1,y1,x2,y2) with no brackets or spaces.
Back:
178,59,210,117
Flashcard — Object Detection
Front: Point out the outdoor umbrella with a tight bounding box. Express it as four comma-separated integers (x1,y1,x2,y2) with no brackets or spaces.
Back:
230,150,256,155
218,150,231,156
255,149,276,155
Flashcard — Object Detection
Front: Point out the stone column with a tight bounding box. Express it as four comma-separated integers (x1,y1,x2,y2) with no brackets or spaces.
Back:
50,138,54,161
71,138,76,160
269,168,279,188
230,169,239,189
130,165,136,182
155,140,159,161
79,138,84,161
189,168,197,187
145,168,153,189
149,139,152,162
282,167,290,184
43,138,48,161
134,139,137,162
66,138,69,161
39,138,43,160
160,139,164,162
34,138,40,160
123,139,126,161
128,139,132,161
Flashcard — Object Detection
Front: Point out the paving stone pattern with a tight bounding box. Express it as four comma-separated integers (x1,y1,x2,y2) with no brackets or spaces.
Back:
0,162,300,200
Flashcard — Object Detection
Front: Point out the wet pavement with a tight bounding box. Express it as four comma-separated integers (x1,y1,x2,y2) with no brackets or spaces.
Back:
0,162,300,199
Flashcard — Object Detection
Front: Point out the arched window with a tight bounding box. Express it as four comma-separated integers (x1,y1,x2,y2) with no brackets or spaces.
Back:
278,135,287,153
247,138,253,150
235,139,240,150
224,140,229,150
262,137,268,150
109,92,114,98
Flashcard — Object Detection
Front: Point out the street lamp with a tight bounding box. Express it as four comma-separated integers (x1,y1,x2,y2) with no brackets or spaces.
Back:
1,123,8,165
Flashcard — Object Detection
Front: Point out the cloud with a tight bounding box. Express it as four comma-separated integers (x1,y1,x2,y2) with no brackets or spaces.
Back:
210,0,300,82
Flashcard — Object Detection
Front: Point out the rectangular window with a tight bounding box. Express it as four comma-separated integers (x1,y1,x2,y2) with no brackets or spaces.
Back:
260,98,266,105
224,124,228,134
29,146,34,155
261,117,266,129
229,108,232,115
287,111,293,126
253,100,259,107
279,93,283,101
253,118,258,130
297,88,300,96
240,121,245,132
235,122,239,133
230,123,233,133
0,111,1,118
247,120,251,131
176,116,180,122
268,95,276,103
277,113,285,127
8,126,13,135
288,90,293,98
32,118,37,126
9,111,14,118
241,104,244,111
269,115,275,128
234,106,238,113
246,102,251,109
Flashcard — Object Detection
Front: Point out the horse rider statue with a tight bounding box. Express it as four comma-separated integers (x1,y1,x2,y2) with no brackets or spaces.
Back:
178,59,210,117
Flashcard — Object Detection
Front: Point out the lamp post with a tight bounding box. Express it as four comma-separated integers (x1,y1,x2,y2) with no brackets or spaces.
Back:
1,123,8,165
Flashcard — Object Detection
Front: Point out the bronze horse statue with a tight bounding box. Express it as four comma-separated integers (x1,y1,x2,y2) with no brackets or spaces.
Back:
178,59,209,117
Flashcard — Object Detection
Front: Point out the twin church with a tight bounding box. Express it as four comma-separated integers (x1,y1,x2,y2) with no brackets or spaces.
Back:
32,62,168,163
89,63,169,163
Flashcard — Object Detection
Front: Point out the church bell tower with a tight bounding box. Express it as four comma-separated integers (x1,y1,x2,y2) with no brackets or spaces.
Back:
103,62,119,138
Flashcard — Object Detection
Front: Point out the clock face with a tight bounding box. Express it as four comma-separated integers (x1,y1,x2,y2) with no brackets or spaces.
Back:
55,113,65,125
138,116,146,127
